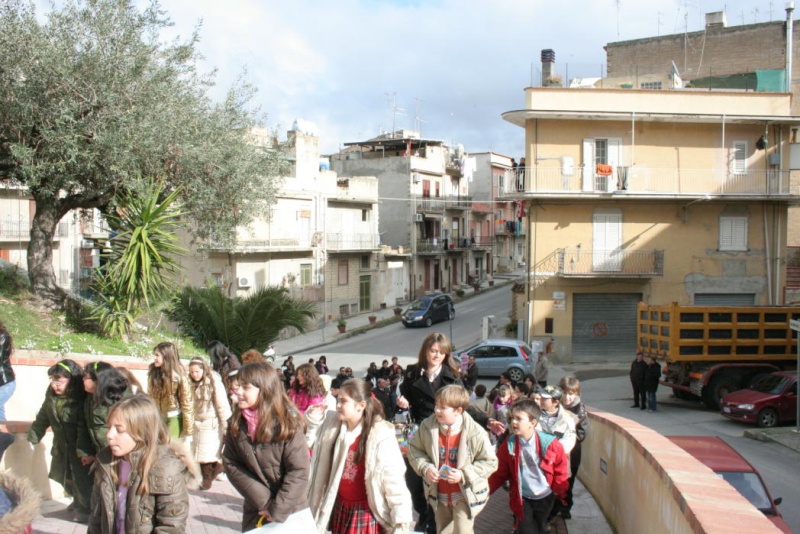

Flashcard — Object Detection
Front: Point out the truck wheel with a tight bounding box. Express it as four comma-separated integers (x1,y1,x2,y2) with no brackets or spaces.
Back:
672,388,695,401
757,408,779,428
704,374,740,411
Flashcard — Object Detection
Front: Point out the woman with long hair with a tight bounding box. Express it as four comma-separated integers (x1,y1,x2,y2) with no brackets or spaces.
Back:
0,321,17,422
81,361,131,463
147,342,194,441
223,362,310,531
27,359,93,523
309,378,412,533
88,394,200,532
289,363,326,414
207,340,241,392
187,357,231,490
396,332,463,533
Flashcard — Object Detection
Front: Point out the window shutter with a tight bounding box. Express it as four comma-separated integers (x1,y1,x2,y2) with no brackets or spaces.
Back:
720,216,747,251
732,142,747,174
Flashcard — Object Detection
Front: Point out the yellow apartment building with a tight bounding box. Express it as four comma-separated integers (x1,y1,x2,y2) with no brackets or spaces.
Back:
503,87,800,362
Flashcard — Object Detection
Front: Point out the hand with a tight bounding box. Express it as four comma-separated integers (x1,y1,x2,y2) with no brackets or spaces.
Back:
424,465,439,484
80,456,95,466
487,419,506,436
444,468,462,484
396,396,409,410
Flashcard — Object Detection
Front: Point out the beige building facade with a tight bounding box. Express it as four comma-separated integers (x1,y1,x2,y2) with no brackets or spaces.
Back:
504,87,800,362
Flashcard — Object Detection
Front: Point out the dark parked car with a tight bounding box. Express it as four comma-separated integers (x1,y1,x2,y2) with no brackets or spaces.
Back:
720,371,797,428
668,436,791,533
455,339,537,383
401,294,454,328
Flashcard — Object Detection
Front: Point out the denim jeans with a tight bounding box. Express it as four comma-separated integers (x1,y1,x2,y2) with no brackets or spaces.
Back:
646,390,657,411
0,380,16,421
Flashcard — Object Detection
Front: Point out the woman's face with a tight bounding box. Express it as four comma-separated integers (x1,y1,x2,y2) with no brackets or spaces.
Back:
297,373,307,387
153,351,164,368
83,374,97,394
189,365,203,382
50,375,70,396
236,382,260,410
524,377,534,388
426,342,446,369
107,411,138,460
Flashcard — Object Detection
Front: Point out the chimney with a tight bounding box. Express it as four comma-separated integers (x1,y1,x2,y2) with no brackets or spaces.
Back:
541,49,556,86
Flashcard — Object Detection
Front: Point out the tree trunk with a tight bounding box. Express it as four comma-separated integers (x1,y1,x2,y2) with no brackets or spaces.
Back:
28,199,67,307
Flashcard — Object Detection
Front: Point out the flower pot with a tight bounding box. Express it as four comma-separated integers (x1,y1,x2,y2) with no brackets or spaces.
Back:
488,280,494,286
368,316,377,325
337,325,346,333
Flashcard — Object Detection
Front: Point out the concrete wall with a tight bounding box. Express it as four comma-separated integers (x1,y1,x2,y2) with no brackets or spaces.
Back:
580,409,783,533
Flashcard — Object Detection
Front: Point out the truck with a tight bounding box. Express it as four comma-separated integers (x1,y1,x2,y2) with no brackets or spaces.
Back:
637,303,799,410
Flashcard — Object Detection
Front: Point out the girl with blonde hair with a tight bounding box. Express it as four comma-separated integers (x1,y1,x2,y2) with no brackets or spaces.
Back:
187,357,231,490
88,394,199,533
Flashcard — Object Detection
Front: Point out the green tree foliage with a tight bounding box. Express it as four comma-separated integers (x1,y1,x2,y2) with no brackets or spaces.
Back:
169,285,318,356
89,179,185,338
0,0,287,305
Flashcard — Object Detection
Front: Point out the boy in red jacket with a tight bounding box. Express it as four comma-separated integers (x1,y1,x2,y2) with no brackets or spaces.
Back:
489,399,569,534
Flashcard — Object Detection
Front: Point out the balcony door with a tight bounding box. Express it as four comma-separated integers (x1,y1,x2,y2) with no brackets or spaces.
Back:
582,137,621,192
593,210,622,271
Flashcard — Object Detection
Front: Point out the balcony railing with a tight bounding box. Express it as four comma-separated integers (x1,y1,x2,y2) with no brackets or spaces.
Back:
444,195,472,210
503,167,792,196
416,239,445,253
326,233,379,251
556,247,664,277
0,220,30,240
471,235,493,248
417,198,446,212
232,237,311,250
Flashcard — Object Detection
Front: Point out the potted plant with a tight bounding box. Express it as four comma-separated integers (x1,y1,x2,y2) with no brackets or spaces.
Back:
487,274,494,287
337,317,347,333
393,306,403,317
368,314,377,325
456,289,465,298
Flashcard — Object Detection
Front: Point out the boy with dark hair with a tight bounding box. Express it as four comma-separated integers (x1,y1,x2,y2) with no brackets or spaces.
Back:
408,385,497,534
489,399,569,534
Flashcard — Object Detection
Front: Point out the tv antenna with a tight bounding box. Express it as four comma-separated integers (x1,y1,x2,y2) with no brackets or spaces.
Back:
384,92,405,138
413,97,426,136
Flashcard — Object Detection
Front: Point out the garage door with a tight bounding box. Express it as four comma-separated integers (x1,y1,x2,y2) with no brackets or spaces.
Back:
572,293,641,361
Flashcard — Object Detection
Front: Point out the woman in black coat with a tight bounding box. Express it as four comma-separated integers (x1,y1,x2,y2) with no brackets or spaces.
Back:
396,332,462,533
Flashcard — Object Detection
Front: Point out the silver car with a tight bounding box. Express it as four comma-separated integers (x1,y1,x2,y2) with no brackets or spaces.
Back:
456,338,538,383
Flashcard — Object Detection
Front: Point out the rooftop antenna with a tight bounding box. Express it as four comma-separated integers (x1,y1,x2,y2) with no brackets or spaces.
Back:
657,11,662,36
616,0,622,37
383,92,405,138
413,97,426,137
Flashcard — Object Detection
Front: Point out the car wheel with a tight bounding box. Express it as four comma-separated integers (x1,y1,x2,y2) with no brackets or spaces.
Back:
757,408,779,428
425,317,433,327
449,308,455,321
507,367,524,383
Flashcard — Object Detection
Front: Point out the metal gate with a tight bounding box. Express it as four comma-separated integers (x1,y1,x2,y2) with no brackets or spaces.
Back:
693,293,756,306
571,293,641,361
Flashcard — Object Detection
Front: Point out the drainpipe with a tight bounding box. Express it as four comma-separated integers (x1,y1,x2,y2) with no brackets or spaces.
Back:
787,3,795,94
765,204,773,304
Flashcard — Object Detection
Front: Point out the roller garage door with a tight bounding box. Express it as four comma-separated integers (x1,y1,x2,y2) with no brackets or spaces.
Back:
572,293,641,361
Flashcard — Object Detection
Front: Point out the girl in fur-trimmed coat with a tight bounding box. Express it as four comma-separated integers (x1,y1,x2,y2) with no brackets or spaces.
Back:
308,379,413,534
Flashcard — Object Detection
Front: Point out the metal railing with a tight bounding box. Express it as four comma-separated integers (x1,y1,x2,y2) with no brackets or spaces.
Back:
502,167,793,196
416,239,445,253
326,233,380,251
471,235,493,247
0,220,30,239
235,237,311,249
444,195,472,209
557,247,664,276
417,198,446,212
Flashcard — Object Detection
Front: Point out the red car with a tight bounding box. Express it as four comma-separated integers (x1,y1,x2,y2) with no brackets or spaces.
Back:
720,371,798,428
668,436,792,533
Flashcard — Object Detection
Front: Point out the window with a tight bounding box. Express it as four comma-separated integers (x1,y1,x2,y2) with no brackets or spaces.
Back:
362,209,369,222
338,260,349,285
640,81,662,90
300,263,312,286
360,255,370,269
732,141,747,174
594,139,608,165
720,216,748,251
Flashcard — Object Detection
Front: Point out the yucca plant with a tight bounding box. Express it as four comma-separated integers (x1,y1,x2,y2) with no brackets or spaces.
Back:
168,284,318,355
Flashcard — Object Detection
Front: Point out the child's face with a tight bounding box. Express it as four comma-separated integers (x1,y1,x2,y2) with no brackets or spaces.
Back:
153,351,164,368
235,381,260,410
189,365,203,382
508,410,537,439
336,392,366,427
531,393,542,406
434,402,462,426
563,391,578,406
107,411,138,460
82,374,97,394
50,375,70,396
540,397,558,413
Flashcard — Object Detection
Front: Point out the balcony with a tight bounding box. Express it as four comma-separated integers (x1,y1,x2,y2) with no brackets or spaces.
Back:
208,237,312,252
503,167,793,197
495,221,523,236
556,247,664,277
416,239,445,254
471,236,493,249
326,233,380,251
444,195,472,210
0,220,30,241
417,198,445,212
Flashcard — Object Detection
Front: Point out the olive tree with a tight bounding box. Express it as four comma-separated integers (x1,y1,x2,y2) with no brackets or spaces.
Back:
0,0,286,306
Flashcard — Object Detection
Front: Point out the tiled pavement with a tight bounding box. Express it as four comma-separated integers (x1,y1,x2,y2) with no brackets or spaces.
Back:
34,473,583,533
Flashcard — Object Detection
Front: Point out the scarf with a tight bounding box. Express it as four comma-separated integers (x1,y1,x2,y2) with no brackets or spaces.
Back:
242,408,259,442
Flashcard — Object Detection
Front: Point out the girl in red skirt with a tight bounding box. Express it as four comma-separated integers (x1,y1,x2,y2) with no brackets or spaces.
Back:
308,378,413,533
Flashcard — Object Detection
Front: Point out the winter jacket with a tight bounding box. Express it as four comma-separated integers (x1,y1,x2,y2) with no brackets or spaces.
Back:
148,371,195,436
563,398,588,443
0,334,15,388
88,441,200,534
537,406,578,456
629,358,647,387
398,364,462,423
644,362,662,392
489,432,569,530
223,420,310,531
190,371,232,463
308,411,413,533
0,468,40,534
407,412,497,517
534,356,550,383
27,388,93,508
464,363,479,390
82,387,134,455
288,388,324,414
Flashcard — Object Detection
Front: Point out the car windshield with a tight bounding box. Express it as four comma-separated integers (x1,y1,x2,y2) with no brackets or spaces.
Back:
750,375,790,395
407,299,430,311
718,471,774,513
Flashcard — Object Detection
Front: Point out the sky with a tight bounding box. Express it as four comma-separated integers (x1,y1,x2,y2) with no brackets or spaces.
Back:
43,0,785,158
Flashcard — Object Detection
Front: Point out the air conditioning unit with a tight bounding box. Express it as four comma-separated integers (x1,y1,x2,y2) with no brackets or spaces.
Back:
238,277,252,288
414,213,424,222
80,239,94,248
412,172,421,183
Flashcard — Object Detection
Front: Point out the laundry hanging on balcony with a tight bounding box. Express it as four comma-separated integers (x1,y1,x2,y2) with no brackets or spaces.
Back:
596,163,613,176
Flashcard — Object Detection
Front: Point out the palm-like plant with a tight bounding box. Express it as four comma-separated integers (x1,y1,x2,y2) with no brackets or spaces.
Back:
169,284,318,355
